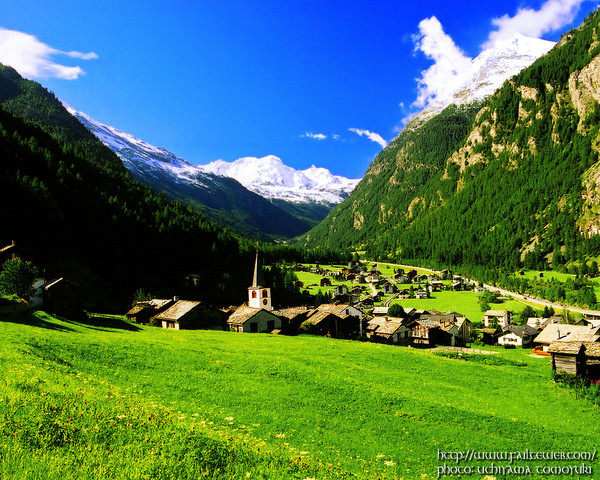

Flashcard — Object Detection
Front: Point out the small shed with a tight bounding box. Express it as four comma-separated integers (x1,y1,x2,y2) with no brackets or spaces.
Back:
42,278,82,319
549,342,586,375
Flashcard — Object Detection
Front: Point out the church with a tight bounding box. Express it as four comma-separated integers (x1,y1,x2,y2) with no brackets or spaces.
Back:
226,250,282,333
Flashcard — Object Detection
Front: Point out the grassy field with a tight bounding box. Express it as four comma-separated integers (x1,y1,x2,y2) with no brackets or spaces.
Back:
390,290,530,324
1,311,600,479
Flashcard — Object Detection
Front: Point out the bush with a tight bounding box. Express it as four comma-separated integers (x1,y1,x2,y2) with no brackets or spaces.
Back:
0,258,38,299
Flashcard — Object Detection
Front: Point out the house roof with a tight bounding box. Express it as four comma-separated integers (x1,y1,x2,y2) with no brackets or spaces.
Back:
548,341,585,355
126,304,148,316
154,300,201,322
372,307,389,315
583,342,600,357
272,307,310,320
534,323,600,344
317,304,358,316
500,325,539,338
485,310,509,317
42,277,79,290
306,310,337,326
149,298,174,309
227,306,267,325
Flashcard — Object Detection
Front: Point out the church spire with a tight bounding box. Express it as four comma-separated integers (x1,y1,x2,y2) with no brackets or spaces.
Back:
252,249,259,287
252,249,265,287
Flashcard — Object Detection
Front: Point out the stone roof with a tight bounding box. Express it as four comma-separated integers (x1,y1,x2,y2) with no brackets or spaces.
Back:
501,325,539,338
548,341,585,355
154,300,201,322
484,310,509,317
534,323,600,344
227,306,264,326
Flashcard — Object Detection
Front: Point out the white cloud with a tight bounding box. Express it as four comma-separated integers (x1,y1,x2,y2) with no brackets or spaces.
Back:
348,128,388,148
0,27,97,80
412,16,473,110
302,132,327,140
484,0,587,48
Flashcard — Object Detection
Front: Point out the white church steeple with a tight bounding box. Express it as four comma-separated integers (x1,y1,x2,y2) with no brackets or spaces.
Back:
248,250,272,310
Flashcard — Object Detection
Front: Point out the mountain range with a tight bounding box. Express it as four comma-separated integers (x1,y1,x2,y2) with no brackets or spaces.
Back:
70,110,359,240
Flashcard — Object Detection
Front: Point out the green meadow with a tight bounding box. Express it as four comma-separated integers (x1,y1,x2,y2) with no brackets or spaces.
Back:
1,311,599,479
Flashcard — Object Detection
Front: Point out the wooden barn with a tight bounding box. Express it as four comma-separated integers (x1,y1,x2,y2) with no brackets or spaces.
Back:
126,298,175,324
42,278,83,319
153,300,225,330
549,342,586,375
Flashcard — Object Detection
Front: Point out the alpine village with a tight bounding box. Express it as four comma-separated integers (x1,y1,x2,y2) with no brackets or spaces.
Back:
6,7,600,480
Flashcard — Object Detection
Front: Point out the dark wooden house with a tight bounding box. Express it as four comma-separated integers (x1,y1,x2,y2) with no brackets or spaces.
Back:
42,278,82,319
154,300,226,330
549,342,586,375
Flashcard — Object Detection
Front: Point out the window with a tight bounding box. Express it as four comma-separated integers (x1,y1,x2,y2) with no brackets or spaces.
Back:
262,289,268,298
252,291,257,299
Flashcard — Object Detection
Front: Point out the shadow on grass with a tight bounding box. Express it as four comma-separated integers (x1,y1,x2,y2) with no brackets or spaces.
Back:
75,315,142,332
0,311,75,332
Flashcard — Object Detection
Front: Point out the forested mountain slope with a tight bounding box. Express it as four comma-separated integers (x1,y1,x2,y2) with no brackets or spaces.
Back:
305,9,600,272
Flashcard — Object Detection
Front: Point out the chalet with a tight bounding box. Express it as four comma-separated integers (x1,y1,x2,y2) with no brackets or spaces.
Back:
41,278,83,319
381,283,396,294
406,270,417,281
430,280,444,291
395,275,410,284
273,306,311,333
476,327,502,345
334,284,349,296
413,274,428,284
483,310,513,328
498,325,539,348
527,316,560,329
415,290,428,299
410,318,453,347
533,323,600,352
333,293,352,304
440,269,452,279
126,298,175,324
452,281,465,291
346,273,357,282
0,240,35,265
227,305,282,333
366,317,411,345
358,297,374,307
430,313,471,345
154,300,225,330
398,289,411,299
320,277,332,287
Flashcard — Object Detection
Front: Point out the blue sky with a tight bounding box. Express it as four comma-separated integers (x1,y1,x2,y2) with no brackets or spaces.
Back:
0,0,598,178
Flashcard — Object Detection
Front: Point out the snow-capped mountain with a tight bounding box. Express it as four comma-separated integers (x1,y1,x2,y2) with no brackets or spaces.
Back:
199,156,360,205
68,108,320,239
68,107,358,238
416,34,555,123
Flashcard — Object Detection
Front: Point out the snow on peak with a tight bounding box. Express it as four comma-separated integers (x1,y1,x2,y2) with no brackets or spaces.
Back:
69,108,359,205
417,34,555,121
199,156,361,204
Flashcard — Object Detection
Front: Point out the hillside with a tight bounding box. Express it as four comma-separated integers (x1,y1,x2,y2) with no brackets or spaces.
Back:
2,312,599,479
70,110,317,239
304,9,600,273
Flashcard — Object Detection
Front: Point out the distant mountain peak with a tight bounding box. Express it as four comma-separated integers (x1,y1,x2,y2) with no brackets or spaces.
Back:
413,34,555,125
198,155,361,205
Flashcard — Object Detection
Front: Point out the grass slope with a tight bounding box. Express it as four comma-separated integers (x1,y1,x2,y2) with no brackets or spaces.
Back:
1,312,599,479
